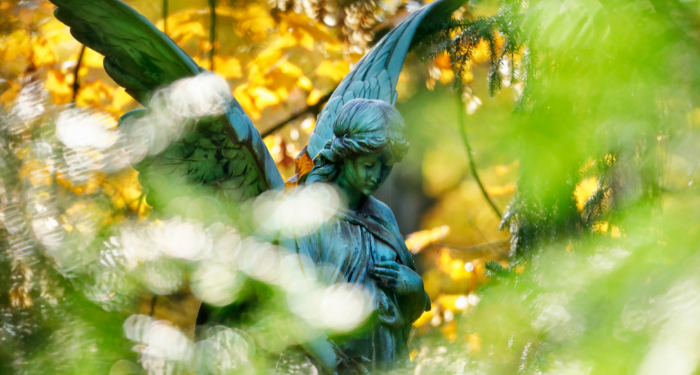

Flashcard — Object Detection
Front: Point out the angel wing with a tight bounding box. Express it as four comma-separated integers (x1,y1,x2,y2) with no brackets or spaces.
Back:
306,0,464,159
50,0,284,221
52,0,200,105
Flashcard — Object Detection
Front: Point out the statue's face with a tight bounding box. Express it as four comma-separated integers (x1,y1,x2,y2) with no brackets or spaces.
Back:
342,151,394,197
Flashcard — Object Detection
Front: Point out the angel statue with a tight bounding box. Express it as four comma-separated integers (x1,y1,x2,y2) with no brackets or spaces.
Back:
50,0,464,373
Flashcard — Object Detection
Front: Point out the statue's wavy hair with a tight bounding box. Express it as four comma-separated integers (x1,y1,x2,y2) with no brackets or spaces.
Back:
305,98,409,184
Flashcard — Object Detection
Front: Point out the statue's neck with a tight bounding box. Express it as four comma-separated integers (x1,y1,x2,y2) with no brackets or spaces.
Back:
334,178,366,210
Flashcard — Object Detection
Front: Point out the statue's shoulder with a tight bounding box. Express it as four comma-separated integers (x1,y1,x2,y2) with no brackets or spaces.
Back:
365,196,399,229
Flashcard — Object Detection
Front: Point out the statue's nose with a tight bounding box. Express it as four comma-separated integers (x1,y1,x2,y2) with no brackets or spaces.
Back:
369,170,381,185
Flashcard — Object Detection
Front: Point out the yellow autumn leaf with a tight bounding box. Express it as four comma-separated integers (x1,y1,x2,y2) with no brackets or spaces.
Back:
263,134,277,156
41,18,74,44
434,53,451,70
405,226,450,254
247,50,285,83
495,160,519,176
251,86,280,109
461,66,474,83
31,37,57,66
297,76,313,91
610,225,622,238
215,56,242,79
439,69,454,84
170,21,207,44
0,80,20,106
227,5,276,41
76,79,115,108
593,221,609,235
82,48,104,68
299,31,314,51
471,40,491,65
575,176,598,211
19,158,52,187
275,33,300,51
484,182,515,197
413,304,438,327
3,30,30,62
106,88,135,116
57,151,106,195
316,60,350,82
233,84,260,119
0,1,14,11
103,169,144,211
192,56,205,68
165,8,200,25
45,69,72,105
275,86,289,101
307,88,324,106
112,178,143,211
279,12,335,43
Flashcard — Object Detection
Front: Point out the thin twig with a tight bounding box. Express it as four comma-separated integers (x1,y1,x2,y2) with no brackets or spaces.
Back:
71,45,86,104
438,238,510,259
149,295,157,317
260,91,335,138
208,0,217,71
456,88,503,219
163,0,168,35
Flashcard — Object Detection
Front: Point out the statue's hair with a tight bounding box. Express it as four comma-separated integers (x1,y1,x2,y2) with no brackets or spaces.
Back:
305,99,409,184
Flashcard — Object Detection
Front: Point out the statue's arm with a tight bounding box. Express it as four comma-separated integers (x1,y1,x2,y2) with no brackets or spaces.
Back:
368,199,431,320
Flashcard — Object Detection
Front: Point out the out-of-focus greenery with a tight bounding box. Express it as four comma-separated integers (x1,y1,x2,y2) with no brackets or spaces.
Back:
2,0,700,374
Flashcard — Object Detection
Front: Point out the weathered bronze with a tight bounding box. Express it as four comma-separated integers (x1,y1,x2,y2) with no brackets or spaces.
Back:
284,99,431,374
49,0,463,372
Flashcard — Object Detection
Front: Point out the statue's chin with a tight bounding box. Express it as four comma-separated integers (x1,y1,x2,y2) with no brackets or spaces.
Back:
361,186,378,196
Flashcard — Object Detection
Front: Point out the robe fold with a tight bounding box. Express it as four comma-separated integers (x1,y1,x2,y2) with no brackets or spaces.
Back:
279,196,430,371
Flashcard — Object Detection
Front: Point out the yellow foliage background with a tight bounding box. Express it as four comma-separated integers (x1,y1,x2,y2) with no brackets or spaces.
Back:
0,0,609,348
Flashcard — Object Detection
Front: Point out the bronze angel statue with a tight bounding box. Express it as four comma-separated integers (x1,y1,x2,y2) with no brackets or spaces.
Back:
50,0,463,372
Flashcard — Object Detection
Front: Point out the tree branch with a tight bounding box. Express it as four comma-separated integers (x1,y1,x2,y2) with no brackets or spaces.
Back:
71,45,86,104
163,0,169,35
260,91,335,138
456,89,503,219
208,0,217,71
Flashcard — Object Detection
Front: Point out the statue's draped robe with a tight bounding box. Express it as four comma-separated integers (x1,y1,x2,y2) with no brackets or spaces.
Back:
280,196,430,370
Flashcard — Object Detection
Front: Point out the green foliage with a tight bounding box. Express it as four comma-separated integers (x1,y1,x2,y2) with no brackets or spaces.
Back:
418,0,700,260
6,0,700,374
415,0,525,98
484,260,511,278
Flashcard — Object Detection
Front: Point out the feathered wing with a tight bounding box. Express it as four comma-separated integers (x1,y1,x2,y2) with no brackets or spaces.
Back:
306,0,465,158
51,0,200,105
50,0,284,218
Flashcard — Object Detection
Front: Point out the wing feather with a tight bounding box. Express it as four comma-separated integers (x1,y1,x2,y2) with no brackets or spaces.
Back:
50,0,200,104
307,0,465,158
50,0,284,218
129,100,283,217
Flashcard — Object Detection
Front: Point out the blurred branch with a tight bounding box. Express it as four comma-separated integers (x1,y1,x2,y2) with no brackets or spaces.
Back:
441,238,510,260
208,0,217,70
71,45,86,104
456,89,502,219
260,90,335,138
163,0,168,35
149,295,157,317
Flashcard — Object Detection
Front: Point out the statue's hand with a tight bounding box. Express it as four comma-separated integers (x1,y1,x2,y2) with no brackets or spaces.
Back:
369,261,424,295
